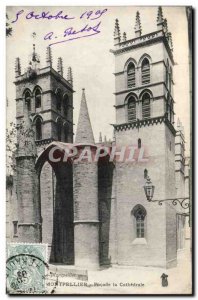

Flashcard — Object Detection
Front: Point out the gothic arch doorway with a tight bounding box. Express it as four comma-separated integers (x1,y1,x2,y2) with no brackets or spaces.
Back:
36,143,74,264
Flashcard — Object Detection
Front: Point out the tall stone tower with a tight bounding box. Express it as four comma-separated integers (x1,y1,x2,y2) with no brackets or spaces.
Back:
14,45,74,244
15,45,74,154
111,7,177,268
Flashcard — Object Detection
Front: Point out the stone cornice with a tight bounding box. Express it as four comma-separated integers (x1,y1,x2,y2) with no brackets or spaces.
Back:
14,67,75,93
35,138,55,146
112,115,176,136
110,30,174,65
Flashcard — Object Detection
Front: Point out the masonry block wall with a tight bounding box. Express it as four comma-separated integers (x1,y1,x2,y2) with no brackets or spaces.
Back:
98,162,114,265
40,161,55,259
73,158,99,269
16,156,41,242
114,122,176,267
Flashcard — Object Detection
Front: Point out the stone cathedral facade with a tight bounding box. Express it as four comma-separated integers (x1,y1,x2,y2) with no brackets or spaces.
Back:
7,7,190,269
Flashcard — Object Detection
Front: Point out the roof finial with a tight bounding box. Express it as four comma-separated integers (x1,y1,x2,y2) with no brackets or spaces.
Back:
32,44,39,63
157,6,164,30
114,18,121,45
46,46,52,67
67,67,73,86
134,11,142,37
163,18,168,36
168,32,173,51
57,57,63,76
123,32,127,42
15,57,21,77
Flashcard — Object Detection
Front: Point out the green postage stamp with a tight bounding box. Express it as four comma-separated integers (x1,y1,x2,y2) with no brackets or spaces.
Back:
6,243,48,294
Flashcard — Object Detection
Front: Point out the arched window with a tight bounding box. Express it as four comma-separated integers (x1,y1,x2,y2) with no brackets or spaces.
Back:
127,62,135,88
166,60,169,87
132,205,146,238
127,96,136,122
170,100,174,123
35,88,41,109
144,169,148,179
35,118,42,140
57,119,62,141
25,90,31,111
63,94,69,117
138,138,141,149
56,90,62,111
141,58,150,85
169,67,173,94
166,93,173,123
142,93,151,119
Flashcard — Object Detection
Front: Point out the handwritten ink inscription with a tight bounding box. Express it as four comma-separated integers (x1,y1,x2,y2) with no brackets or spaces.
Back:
11,8,108,46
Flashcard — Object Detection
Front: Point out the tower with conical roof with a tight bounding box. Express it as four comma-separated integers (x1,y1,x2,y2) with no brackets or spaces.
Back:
73,89,99,269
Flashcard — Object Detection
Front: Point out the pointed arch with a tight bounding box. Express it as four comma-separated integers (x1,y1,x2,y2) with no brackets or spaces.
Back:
23,89,32,111
141,58,150,85
141,92,151,119
34,116,43,140
126,94,137,122
138,53,152,67
124,57,138,71
34,86,42,109
132,204,147,238
55,88,62,111
127,62,136,88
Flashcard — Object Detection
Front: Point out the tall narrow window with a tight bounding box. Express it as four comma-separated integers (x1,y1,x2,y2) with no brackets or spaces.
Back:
127,62,135,88
141,58,150,85
56,90,62,111
170,100,174,123
35,88,41,108
142,93,151,119
25,91,31,111
133,205,146,238
35,118,42,140
169,67,173,94
63,94,69,118
13,221,18,237
138,138,141,149
127,96,136,122
57,119,62,141
166,60,169,87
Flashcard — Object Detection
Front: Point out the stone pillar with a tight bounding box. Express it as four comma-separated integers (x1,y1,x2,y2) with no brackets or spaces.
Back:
73,146,99,269
16,156,41,242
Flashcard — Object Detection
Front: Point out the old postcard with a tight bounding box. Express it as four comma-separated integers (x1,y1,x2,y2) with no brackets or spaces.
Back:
6,6,192,295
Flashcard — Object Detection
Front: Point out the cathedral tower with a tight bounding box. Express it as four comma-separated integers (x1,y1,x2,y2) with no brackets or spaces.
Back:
15,45,74,154
111,7,177,268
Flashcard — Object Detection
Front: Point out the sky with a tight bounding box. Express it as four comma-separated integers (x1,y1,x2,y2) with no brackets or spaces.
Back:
6,6,190,154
